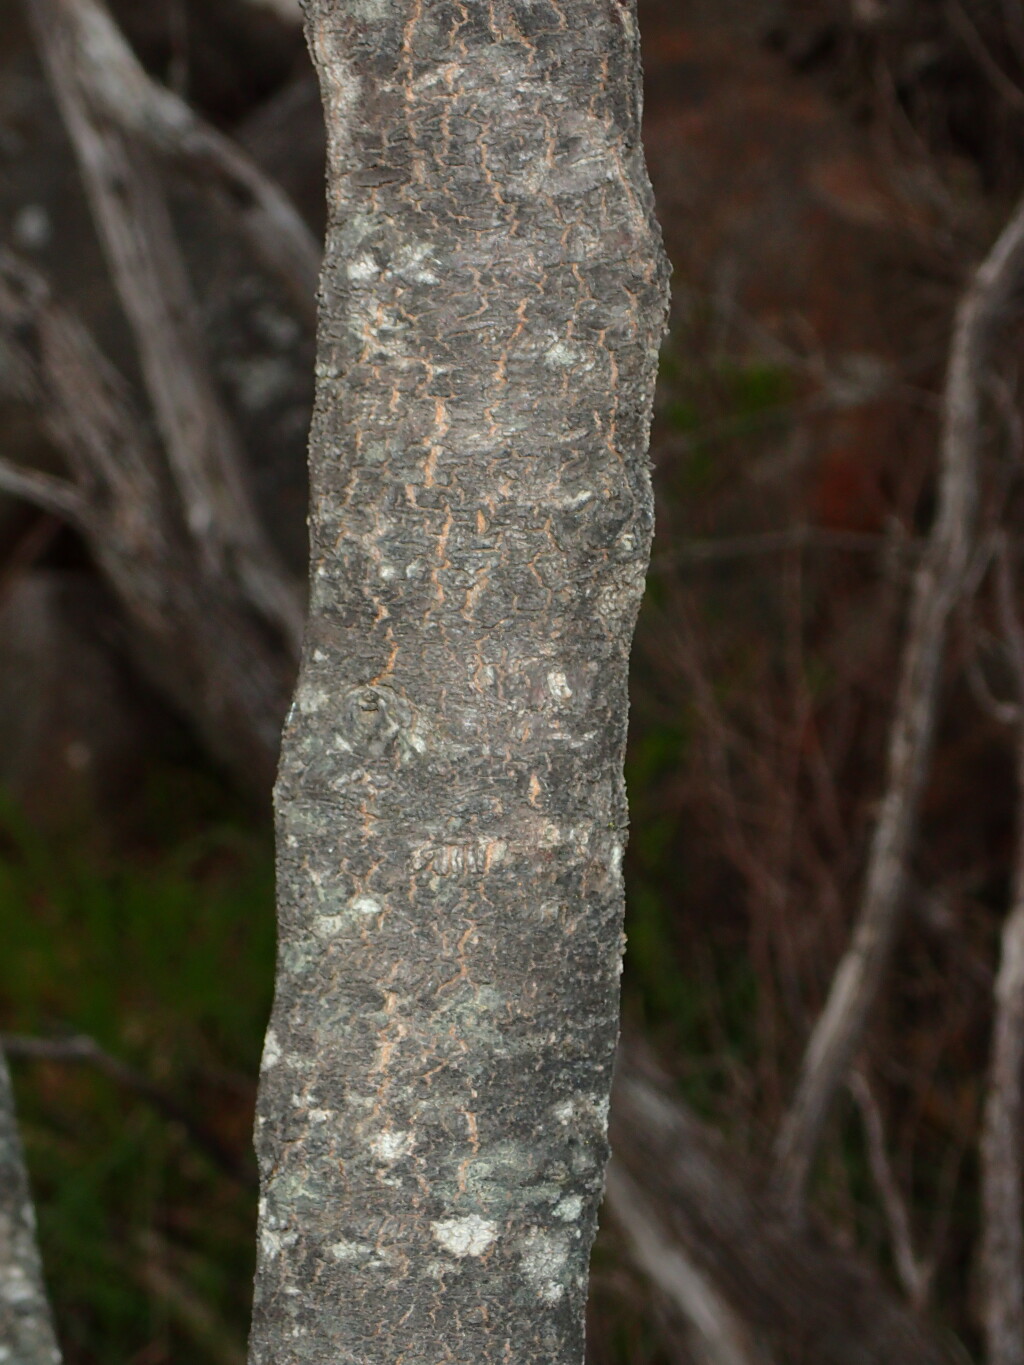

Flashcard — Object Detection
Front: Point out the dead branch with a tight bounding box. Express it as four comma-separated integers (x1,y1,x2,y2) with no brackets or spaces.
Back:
136,1232,246,1365
241,0,302,21
609,1037,959,1365
980,793,1024,1365
604,1162,775,1365
0,458,85,525
772,186,1024,1215
0,249,291,790
0,1045,63,1365
1,1033,255,1190
979,540,1024,1365
24,0,304,656
848,1070,931,1309
35,0,319,323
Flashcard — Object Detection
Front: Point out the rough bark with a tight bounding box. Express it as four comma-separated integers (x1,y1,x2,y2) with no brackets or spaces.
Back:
248,3,669,1363
0,1047,62,1365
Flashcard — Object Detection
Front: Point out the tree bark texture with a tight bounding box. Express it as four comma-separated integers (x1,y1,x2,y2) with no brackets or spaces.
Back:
0,1048,62,1365
248,3,669,1363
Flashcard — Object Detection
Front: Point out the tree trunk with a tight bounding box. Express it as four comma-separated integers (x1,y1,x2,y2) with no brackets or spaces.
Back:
0,1047,62,1365
247,3,669,1362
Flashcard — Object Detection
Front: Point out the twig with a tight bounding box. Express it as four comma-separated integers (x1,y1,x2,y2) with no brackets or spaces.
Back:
0,457,85,524
0,1044,63,1365
1,1033,256,1190
609,1037,957,1365
241,0,302,21
42,0,319,322
772,185,1024,1216
979,539,1024,1365
947,0,1024,112
847,1070,931,1309
652,525,904,569
136,1232,245,1365
24,0,303,655
0,249,292,790
604,1162,775,1365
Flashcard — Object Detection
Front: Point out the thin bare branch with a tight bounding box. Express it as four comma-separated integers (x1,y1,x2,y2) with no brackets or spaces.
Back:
0,1045,62,1365
0,457,85,524
44,0,319,322
2,1034,255,1189
980,543,1024,1365
241,0,302,21
652,525,905,569
947,0,1024,111
980,857,1024,1365
0,249,292,790
604,1162,775,1365
848,1070,931,1308
136,1234,246,1365
24,0,303,655
610,1038,957,1365
772,186,1024,1215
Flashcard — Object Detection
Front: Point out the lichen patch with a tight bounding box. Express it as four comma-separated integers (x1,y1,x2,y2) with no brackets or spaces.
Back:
431,1214,498,1258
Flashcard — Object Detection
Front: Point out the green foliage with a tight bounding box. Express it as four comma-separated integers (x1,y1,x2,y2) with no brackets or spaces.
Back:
0,792,275,1365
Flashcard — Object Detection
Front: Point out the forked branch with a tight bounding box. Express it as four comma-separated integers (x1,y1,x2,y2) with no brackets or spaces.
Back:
0,250,292,790
772,187,1024,1214
30,0,319,322
608,1037,956,1365
24,0,304,655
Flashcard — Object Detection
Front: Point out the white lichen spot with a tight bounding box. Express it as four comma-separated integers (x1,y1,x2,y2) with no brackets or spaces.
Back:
329,1239,370,1262
370,1129,414,1162
308,1108,333,1124
520,1229,570,1298
553,1099,575,1124
347,253,379,282
0,1268,33,1305
561,489,595,510
379,562,399,581
609,842,624,877
547,670,573,701
544,340,577,368
260,1227,298,1262
313,915,346,939
431,1214,498,1259
260,1029,282,1072
393,242,440,284
554,1194,584,1222
296,685,330,715
350,894,382,916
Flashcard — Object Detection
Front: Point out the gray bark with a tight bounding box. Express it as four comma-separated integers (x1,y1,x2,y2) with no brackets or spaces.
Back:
0,1047,62,1365
248,3,668,1363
